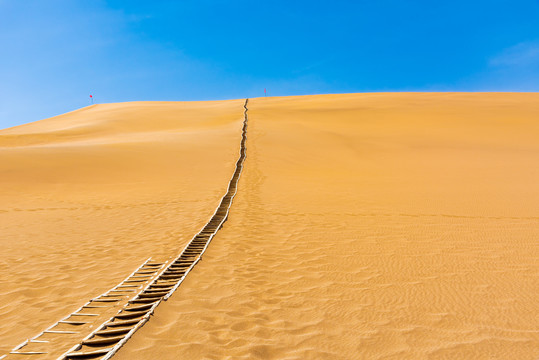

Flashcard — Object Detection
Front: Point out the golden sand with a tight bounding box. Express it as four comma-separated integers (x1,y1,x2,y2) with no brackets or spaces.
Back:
2,93,539,359
115,93,538,359
0,100,245,353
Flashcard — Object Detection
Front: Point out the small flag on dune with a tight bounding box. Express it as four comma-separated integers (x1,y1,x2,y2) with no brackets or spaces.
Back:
90,94,93,104
264,88,266,97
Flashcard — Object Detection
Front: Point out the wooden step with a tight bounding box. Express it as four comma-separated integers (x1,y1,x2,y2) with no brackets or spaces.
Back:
148,284,174,289
138,291,167,298
82,335,124,346
44,330,78,334
95,327,132,336
106,318,140,327
124,303,155,312
60,320,87,325
159,275,182,280
92,298,119,303
66,347,113,358
145,287,174,292
114,310,148,320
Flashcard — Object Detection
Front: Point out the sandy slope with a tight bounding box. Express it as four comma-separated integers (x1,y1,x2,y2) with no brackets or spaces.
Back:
113,93,539,359
0,100,245,353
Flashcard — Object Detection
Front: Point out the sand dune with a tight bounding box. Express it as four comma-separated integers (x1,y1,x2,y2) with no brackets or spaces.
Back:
0,100,245,354
112,93,539,359
1,93,538,359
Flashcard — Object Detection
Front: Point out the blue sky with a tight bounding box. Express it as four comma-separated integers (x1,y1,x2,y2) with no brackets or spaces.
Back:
1,0,538,128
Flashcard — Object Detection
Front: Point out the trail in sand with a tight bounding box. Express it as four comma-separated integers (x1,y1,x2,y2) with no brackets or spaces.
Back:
2,93,538,359
0,100,245,355
114,93,539,360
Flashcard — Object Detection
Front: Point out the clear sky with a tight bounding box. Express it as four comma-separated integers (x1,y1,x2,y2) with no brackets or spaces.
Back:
1,0,538,128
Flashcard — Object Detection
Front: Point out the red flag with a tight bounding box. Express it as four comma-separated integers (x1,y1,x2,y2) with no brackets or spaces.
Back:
90,95,93,98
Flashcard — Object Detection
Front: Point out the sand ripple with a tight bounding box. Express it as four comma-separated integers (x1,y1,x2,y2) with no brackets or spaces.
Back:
115,93,539,359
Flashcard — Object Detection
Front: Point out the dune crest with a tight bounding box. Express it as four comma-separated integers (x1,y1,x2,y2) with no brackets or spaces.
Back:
1,93,538,359
114,93,539,359
0,100,245,354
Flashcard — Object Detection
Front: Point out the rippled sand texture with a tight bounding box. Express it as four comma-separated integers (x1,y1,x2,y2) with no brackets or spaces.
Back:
115,93,539,359
0,100,245,353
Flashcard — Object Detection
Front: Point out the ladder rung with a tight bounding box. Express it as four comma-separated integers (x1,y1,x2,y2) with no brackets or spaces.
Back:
60,320,88,325
71,313,99,316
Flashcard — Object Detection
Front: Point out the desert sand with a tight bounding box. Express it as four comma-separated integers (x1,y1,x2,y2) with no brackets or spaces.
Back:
1,93,538,359
0,100,245,354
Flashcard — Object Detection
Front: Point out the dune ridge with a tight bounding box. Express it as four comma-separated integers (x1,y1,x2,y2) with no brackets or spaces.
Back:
1,93,538,359
113,93,539,359
47,99,249,359
0,100,245,355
